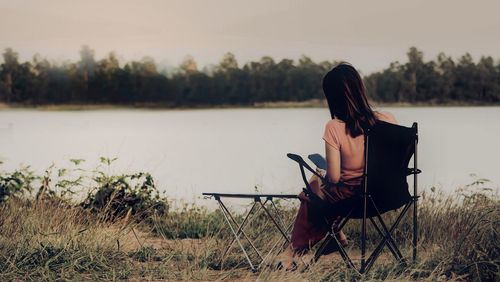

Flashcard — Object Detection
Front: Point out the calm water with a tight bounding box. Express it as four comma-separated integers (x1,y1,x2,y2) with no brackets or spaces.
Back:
1,107,499,204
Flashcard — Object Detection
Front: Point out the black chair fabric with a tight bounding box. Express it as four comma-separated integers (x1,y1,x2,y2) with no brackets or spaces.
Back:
330,121,416,218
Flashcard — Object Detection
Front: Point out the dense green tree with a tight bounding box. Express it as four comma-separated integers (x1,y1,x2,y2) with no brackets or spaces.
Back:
0,46,498,106
0,48,21,102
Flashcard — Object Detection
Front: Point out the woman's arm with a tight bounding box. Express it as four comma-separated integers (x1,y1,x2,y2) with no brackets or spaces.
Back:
325,141,341,183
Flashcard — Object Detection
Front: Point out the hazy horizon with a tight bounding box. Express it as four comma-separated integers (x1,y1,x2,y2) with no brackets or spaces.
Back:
1,0,499,74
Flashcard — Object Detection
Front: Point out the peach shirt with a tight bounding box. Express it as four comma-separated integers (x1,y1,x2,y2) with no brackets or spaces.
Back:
322,112,397,184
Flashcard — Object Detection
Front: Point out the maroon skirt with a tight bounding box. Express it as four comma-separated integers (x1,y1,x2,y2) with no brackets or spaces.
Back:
290,183,360,254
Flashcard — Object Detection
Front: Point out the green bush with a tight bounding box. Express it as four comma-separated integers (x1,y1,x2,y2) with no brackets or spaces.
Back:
0,165,36,203
81,171,168,220
0,158,168,221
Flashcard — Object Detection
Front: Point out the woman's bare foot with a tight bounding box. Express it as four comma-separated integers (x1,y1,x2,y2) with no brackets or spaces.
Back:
276,245,298,271
337,230,348,246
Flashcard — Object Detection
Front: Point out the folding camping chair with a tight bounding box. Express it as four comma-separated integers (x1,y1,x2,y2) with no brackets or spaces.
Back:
287,121,421,274
202,192,298,271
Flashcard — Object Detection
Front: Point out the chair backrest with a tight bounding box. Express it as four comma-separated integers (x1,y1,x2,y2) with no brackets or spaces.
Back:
364,121,417,214
332,121,417,218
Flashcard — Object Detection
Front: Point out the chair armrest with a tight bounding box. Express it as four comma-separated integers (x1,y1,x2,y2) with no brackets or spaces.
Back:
287,153,333,202
287,153,325,179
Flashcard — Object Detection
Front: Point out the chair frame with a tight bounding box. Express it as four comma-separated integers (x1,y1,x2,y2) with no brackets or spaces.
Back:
289,122,420,274
203,122,420,273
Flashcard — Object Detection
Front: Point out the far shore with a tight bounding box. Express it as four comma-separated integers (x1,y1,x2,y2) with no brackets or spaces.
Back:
0,100,499,111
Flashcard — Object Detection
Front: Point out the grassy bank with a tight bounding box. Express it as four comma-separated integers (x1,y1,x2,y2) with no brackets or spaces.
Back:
0,162,498,281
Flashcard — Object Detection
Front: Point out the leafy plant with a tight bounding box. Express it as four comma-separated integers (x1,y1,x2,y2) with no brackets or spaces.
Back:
81,157,168,220
0,165,36,203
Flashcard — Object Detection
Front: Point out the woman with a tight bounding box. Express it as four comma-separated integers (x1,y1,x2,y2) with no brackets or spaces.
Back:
280,63,397,269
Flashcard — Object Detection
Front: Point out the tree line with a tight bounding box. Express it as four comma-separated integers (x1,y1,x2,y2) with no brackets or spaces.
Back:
0,46,499,106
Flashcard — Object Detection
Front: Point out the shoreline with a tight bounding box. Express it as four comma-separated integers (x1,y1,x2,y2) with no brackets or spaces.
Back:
1,100,499,111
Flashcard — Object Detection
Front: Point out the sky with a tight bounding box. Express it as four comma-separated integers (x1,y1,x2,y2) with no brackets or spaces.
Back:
0,0,499,74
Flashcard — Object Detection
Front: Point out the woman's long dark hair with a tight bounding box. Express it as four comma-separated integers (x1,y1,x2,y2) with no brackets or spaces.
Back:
322,63,376,137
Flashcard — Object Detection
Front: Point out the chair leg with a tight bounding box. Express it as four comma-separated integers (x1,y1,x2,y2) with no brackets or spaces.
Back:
336,212,352,231
369,198,406,261
313,201,415,274
313,232,334,262
374,214,406,264
369,217,403,261
313,214,365,272
413,130,419,263
314,231,358,271
364,202,412,273
314,203,414,274
413,196,418,263
361,198,368,272
334,235,358,271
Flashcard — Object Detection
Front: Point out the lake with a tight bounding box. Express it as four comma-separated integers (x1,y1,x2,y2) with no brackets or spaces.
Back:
1,107,499,205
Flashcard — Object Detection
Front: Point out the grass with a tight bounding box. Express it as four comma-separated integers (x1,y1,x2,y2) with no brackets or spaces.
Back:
0,164,498,281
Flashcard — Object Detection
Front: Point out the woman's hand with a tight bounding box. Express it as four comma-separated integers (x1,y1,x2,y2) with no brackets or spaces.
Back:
316,167,326,178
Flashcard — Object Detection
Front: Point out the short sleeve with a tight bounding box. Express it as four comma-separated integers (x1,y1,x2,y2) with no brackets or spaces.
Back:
323,120,340,150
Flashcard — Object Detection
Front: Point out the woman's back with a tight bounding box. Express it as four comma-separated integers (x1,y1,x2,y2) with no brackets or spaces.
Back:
323,111,397,184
